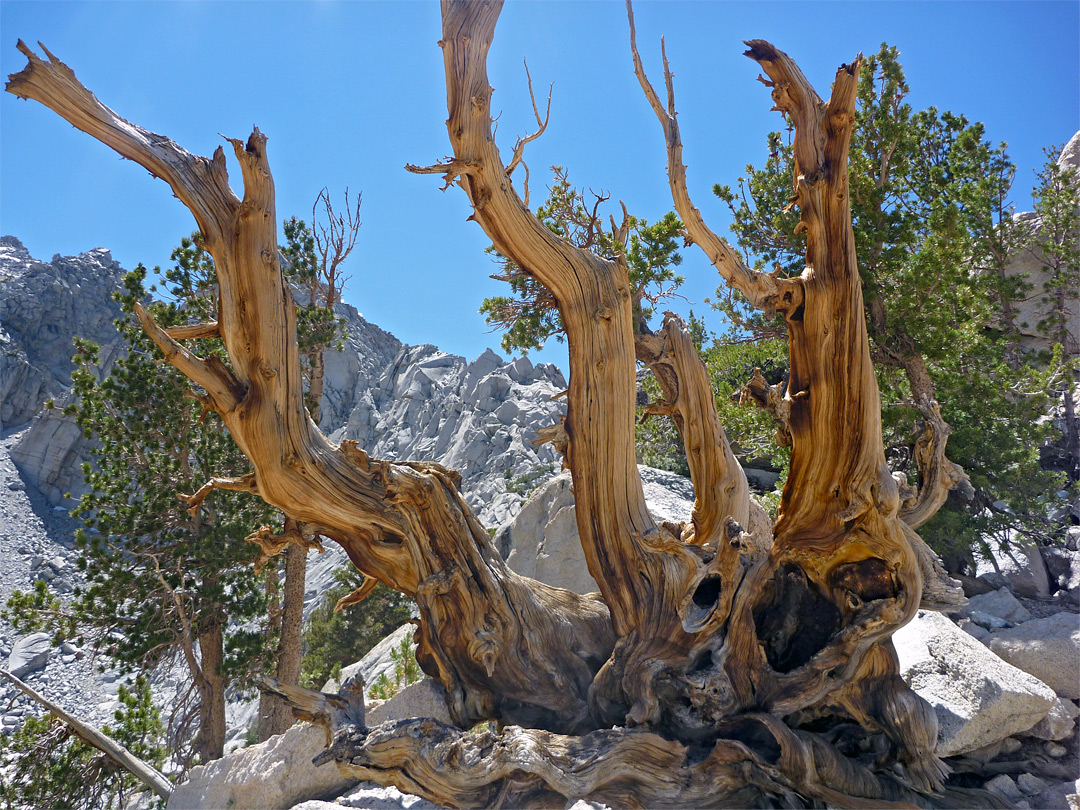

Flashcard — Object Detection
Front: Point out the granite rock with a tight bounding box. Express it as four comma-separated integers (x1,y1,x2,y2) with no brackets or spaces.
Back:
987,611,1080,699
6,632,52,678
0,237,127,429
893,610,1056,756
168,722,359,810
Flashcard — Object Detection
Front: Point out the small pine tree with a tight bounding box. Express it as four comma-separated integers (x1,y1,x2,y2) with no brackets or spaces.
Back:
0,675,165,810
6,245,277,768
300,567,413,690
367,629,423,701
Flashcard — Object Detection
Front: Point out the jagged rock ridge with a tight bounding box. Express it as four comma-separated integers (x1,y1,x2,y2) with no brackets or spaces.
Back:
0,235,127,430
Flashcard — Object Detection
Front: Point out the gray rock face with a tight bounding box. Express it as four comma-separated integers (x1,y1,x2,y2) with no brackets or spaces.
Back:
168,722,359,810
987,612,1080,699
976,536,1052,598
310,298,403,433
332,345,566,530
327,624,416,694
6,632,52,678
498,466,696,595
964,587,1032,624
0,237,127,429
290,783,445,810
1026,695,1080,741
894,610,1056,756
998,134,1080,357
367,679,452,727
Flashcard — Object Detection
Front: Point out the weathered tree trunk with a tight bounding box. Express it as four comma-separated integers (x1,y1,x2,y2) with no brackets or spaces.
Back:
194,617,226,762
257,561,283,741
8,6,976,804
258,547,306,741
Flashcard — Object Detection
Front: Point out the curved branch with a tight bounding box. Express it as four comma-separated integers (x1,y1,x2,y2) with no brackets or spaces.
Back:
736,366,792,447
6,41,238,249
626,4,803,318
178,471,258,514
897,397,974,530
135,302,244,414
436,0,699,639
635,312,756,548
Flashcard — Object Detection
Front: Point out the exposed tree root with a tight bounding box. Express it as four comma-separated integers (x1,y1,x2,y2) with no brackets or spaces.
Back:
7,3,975,806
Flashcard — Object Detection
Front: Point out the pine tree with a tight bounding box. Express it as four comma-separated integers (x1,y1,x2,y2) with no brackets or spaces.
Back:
7,246,276,767
711,44,1071,562
300,567,412,690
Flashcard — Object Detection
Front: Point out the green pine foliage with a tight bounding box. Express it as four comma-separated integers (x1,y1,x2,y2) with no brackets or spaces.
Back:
281,215,348,416
367,629,422,701
711,44,1074,561
300,567,413,689
636,337,790,484
0,675,165,810
6,238,278,767
480,167,684,354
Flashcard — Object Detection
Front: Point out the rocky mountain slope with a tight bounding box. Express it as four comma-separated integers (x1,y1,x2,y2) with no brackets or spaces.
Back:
1,226,1077,809
0,235,570,742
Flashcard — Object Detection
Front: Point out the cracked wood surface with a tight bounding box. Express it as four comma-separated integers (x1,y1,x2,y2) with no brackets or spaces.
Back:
8,6,973,805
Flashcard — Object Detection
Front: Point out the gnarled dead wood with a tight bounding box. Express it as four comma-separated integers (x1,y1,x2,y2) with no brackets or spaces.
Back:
10,6,968,806
7,37,614,737
635,311,756,547
627,5,803,320
736,366,792,447
0,668,174,801
897,397,975,530
631,6,950,796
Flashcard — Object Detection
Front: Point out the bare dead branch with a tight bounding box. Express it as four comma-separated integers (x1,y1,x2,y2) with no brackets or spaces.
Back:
134,302,244,414
736,366,792,447
405,158,480,191
626,4,803,317
165,321,220,340
245,518,325,573
5,41,238,250
334,574,380,613
505,59,553,208
634,312,756,549
0,669,174,801
178,471,258,514
897,396,975,530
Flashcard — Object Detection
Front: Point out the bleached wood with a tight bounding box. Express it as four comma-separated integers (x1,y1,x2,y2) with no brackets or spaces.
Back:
0,668,174,801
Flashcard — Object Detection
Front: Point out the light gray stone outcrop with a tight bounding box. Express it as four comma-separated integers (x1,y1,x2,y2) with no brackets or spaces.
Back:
1041,546,1080,606
1026,695,1080,741
987,611,1080,699
976,536,1052,598
894,610,1056,756
964,587,1031,624
367,679,452,726
498,466,696,595
168,722,359,810
6,632,52,678
997,133,1080,357
326,624,416,695
0,237,127,429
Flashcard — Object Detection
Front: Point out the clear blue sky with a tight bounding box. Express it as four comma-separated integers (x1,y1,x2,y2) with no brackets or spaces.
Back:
2,1,1077,371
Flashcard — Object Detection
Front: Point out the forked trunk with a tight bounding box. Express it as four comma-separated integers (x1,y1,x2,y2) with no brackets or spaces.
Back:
8,7,985,805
